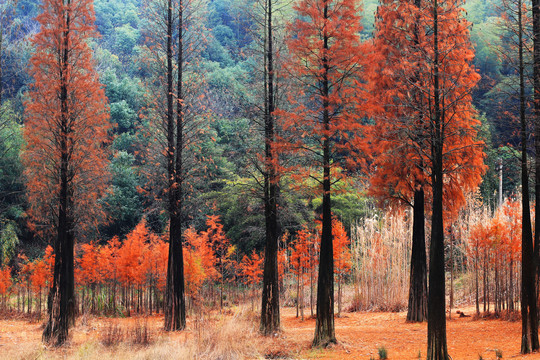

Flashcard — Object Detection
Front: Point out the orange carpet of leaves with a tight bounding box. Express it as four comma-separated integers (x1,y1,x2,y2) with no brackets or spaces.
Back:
0,307,538,359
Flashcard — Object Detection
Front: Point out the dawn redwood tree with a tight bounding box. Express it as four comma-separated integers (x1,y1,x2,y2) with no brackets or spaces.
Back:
370,0,483,356
370,0,484,325
23,0,110,346
494,0,537,350
519,0,539,348
534,0,540,347
143,0,206,331
424,1,480,358
259,0,281,336
281,0,368,346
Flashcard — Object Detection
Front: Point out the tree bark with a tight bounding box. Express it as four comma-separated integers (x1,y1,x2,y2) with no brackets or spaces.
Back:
42,0,76,346
427,0,449,357
0,26,3,106
407,187,427,322
164,0,186,331
260,0,280,336
520,0,539,349
313,4,336,346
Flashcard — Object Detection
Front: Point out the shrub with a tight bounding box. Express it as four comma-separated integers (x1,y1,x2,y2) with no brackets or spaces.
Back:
378,346,388,359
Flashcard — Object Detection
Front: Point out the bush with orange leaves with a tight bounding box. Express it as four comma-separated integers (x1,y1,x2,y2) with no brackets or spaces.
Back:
467,199,521,316
0,266,12,309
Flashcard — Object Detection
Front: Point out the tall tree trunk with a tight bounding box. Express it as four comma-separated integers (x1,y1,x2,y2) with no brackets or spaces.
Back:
407,187,428,322
0,26,3,106
427,0,449,357
521,0,539,349
475,245,480,315
260,0,280,336
313,5,336,346
532,0,540,296
43,1,76,345
509,257,514,311
165,0,186,331
449,228,454,319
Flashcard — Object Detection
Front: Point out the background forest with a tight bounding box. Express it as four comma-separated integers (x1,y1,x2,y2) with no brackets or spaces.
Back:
0,0,513,268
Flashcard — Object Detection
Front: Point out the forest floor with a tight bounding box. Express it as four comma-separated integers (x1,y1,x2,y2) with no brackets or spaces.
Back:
0,306,536,359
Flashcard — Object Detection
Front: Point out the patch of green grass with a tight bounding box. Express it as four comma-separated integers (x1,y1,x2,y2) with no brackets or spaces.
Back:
378,346,388,359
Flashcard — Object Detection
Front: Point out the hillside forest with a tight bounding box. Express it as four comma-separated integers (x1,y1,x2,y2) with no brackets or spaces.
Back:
0,0,539,358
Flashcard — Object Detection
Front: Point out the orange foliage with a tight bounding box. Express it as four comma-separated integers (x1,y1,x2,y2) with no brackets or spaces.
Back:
77,243,101,287
291,226,317,285
277,0,371,192
239,252,264,286
469,199,522,266
22,0,111,238
367,0,485,218
333,218,352,277
117,220,150,288
0,266,12,295
204,215,235,281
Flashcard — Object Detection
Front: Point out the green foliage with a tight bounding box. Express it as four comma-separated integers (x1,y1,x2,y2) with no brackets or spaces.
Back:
378,346,388,359
311,181,372,231
100,151,143,239
476,113,521,206
0,219,19,266
112,24,140,56
0,102,24,221
110,100,137,133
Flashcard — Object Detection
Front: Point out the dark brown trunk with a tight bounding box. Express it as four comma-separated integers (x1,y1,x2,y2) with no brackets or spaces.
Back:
164,0,186,331
43,0,76,346
260,0,280,336
475,244,480,315
510,257,514,311
534,0,540,303
407,187,428,322
313,4,336,346
521,0,539,349
0,26,3,106
427,1,449,358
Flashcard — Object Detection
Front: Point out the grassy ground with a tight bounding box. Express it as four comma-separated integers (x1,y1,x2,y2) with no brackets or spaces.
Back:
0,306,535,359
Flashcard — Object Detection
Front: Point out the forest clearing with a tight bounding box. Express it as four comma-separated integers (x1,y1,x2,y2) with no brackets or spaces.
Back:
0,306,528,360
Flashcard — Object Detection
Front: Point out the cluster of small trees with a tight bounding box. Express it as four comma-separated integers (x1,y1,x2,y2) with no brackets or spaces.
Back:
0,216,352,317
467,200,521,315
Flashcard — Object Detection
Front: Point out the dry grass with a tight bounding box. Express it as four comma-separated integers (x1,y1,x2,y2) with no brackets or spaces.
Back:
0,306,262,360
0,306,536,360
350,211,410,312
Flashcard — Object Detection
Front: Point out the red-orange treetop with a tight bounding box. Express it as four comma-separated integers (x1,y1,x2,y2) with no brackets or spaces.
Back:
368,0,485,219
23,0,111,239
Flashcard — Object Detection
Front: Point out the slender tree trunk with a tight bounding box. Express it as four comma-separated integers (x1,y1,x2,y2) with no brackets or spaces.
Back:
427,1,449,358
475,245,480,315
310,259,314,317
520,0,539,349
510,257,514,311
449,228,454,319
260,0,280,335
164,0,186,331
407,187,428,322
43,1,76,345
296,270,300,318
534,0,540,303
0,26,3,106
313,5,336,346
301,268,304,321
